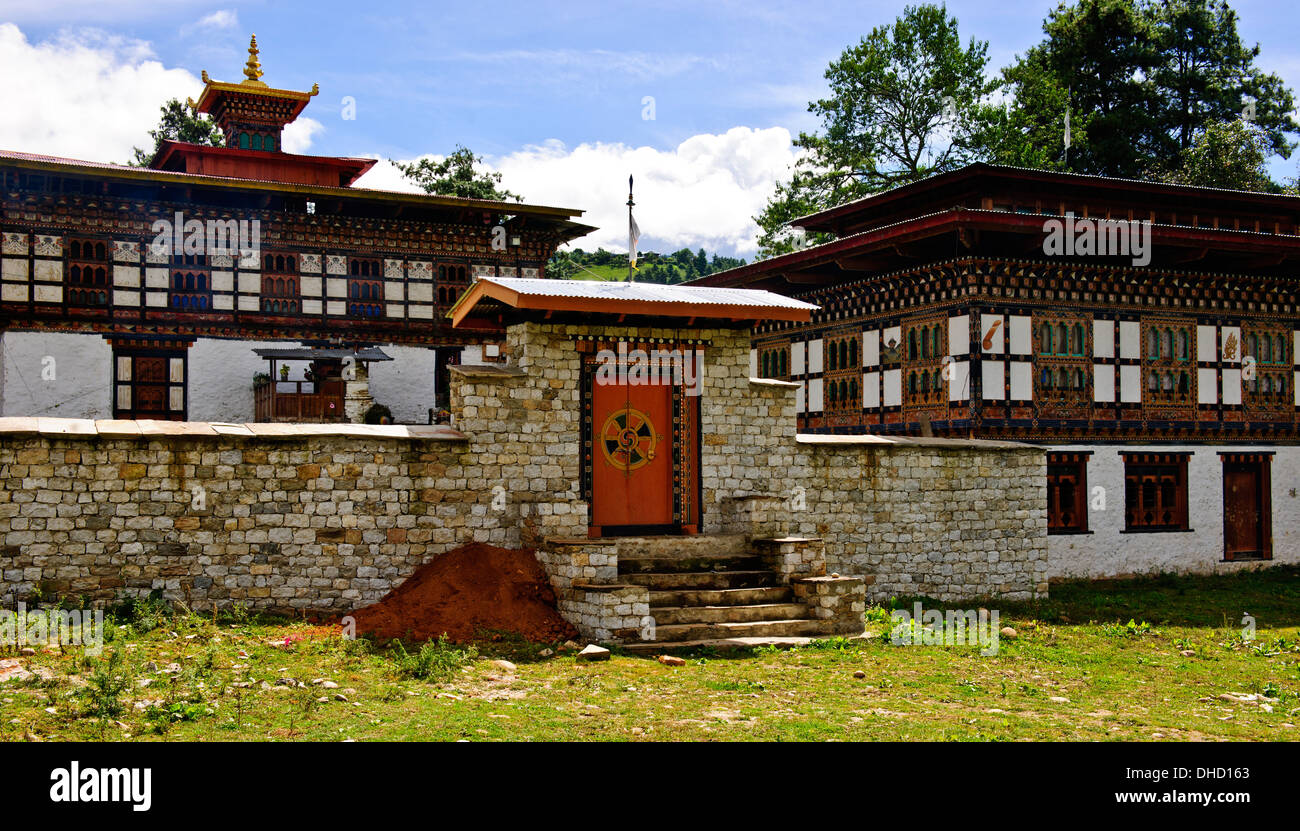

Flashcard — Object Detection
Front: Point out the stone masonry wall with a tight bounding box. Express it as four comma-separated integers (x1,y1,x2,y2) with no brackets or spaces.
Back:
0,320,1050,632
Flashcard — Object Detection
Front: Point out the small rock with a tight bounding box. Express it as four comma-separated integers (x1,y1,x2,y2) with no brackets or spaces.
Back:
852,670,866,679
334,693,349,702
0,659,34,684
1049,696,1069,703
163,663,181,675
1000,627,1017,639
539,648,554,658
576,644,611,662
320,681,339,689
18,648,36,657
144,662,158,672
657,655,686,667
43,707,57,715
136,679,152,688
489,660,517,673
1179,650,1195,657
276,677,296,687
315,696,329,704
830,572,840,579
561,640,581,652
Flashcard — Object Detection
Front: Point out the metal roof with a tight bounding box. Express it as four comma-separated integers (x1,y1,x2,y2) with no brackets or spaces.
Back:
447,276,818,327
252,347,393,361
473,277,816,309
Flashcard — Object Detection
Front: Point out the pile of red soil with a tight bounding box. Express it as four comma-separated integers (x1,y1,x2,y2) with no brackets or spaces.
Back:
348,543,578,643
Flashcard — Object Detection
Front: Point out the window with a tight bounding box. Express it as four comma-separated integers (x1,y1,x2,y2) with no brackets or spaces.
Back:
1123,453,1190,532
169,253,211,311
68,238,110,306
1221,453,1272,561
1141,320,1195,407
348,257,383,317
437,263,469,306
261,253,300,314
1047,452,1089,534
112,344,186,420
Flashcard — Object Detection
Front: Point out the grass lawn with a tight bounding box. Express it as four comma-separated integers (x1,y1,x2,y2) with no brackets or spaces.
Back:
3,567,1298,742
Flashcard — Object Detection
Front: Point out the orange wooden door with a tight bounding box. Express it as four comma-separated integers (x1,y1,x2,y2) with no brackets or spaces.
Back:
591,378,673,529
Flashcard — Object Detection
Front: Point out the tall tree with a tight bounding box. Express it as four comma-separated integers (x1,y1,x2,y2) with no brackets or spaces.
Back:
129,99,224,166
754,3,1002,257
1150,0,1297,159
396,145,520,201
1154,118,1278,191
997,0,1164,178
995,0,1298,177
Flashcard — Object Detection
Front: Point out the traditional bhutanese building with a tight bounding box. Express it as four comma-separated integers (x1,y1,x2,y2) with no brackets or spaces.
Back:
0,36,592,424
693,163,1300,578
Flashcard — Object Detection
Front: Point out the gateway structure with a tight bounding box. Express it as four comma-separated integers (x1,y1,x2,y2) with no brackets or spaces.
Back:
693,163,1300,578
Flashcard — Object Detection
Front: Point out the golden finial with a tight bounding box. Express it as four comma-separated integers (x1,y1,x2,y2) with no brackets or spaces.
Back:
242,34,265,84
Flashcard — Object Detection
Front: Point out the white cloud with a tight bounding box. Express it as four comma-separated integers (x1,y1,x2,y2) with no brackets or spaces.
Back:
181,9,239,36
355,127,798,257
281,117,323,154
0,24,322,163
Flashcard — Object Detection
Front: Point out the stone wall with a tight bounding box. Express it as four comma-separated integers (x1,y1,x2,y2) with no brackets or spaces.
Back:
0,319,1051,636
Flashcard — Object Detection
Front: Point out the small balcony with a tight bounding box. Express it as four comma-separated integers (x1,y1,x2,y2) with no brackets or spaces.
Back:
254,378,345,422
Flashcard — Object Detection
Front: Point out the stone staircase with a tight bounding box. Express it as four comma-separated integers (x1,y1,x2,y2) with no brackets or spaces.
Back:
617,536,830,643
537,534,868,647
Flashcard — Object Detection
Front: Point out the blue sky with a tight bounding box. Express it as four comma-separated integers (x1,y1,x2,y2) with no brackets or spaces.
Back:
1,0,1298,256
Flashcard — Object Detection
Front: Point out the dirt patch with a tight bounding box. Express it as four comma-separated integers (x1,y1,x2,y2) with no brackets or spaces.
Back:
348,543,577,644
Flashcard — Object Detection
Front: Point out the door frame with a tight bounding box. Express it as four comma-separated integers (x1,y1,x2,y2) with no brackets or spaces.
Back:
1220,452,1273,561
579,338,701,537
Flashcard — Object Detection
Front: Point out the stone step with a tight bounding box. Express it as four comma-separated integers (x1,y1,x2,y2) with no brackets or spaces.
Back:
620,570,779,590
651,618,832,643
649,586,793,607
619,554,765,574
611,534,748,559
652,603,810,626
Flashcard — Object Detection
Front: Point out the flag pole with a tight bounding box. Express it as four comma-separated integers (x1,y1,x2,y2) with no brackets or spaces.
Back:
627,174,635,283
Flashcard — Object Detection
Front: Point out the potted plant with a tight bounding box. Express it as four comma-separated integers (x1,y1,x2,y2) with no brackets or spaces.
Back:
252,372,270,389
279,364,290,381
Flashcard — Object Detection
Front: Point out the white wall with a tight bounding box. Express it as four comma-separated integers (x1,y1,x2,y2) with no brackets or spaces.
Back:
187,338,288,423
0,331,112,418
1049,444,1300,578
368,345,438,424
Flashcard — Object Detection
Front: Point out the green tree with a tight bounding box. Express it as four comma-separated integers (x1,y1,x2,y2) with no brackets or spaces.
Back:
1151,0,1297,159
396,145,520,201
1154,118,1279,191
997,0,1163,177
995,0,1298,177
754,4,1002,257
129,99,224,166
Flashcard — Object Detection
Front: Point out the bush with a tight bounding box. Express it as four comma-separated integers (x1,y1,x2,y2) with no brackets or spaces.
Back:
389,635,477,681
110,589,172,633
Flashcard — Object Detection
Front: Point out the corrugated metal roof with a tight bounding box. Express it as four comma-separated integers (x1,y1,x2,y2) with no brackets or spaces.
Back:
252,347,393,361
479,277,818,310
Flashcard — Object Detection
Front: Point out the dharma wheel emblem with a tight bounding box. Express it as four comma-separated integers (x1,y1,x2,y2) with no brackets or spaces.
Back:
600,407,658,471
